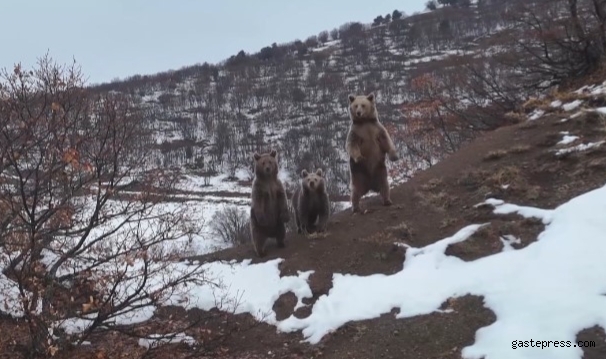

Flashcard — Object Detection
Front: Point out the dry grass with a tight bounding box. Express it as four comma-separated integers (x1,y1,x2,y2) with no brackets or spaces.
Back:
552,90,588,103
509,144,531,154
504,111,527,124
307,231,330,240
387,222,413,240
457,168,491,191
573,110,605,125
362,230,396,245
483,150,509,161
587,158,606,170
525,185,542,201
439,217,458,229
417,190,457,211
420,177,444,191
522,97,549,111
486,166,524,188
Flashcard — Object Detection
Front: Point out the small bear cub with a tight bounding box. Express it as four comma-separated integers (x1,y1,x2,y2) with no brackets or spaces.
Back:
249,149,290,257
292,168,330,235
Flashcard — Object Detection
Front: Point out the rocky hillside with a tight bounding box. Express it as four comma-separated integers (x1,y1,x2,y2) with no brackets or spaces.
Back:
90,0,551,196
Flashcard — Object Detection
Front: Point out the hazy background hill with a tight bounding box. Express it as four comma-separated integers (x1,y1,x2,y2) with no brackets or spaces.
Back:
89,0,557,198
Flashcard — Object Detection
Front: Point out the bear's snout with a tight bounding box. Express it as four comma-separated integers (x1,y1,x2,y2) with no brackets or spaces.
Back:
356,110,362,117
309,181,316,188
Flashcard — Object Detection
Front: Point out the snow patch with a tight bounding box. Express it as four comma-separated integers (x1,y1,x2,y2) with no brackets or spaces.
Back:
557,133,580,145
277,183,606,359
555,141,605,156
528,109,544,121
138,333,196,349
499,234,521,251
562,100,583,112
176,259,313,324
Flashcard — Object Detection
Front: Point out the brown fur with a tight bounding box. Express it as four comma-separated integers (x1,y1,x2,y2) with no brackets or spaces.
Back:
249,149,290,257
292,168,330,234
345,92,399,213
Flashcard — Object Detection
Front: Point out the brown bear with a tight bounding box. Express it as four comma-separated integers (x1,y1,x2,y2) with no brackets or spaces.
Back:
292,168,330,234
345,92,399,213
249,149,290,257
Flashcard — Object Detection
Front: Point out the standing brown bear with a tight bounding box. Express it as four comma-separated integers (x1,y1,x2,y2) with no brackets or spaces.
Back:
249,149,290,257
292,168,330,234
345,92,399,213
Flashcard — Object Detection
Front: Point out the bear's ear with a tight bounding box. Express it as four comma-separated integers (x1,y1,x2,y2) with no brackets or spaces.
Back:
348,94,356,103
366,92,375,102
301,169,309,178
253,152,261,161
315,168,323,177
269,149,277,158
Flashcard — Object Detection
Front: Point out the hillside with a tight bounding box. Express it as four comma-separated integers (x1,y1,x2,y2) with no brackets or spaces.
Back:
90,0,532,198
8,68,602,359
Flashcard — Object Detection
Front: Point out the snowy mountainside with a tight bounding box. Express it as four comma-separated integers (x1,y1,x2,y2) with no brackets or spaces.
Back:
92,1,531,199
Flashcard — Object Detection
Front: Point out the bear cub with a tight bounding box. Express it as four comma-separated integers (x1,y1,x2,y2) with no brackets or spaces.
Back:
292,168,330,235
345,92,399,213
249,149,290,257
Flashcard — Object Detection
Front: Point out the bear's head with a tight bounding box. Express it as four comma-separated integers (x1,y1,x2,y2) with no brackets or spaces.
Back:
348,92,378,123
301,168,325,193
253,149,279,179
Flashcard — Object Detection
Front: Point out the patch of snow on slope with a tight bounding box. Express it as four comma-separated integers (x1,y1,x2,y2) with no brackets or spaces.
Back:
58,258,313,335
138,333,196,349
562,100,583,112
555,141,605,156
528,109,544,120
557,132,580,145
499,234,521,251
279,183,606,359
178,259,313,324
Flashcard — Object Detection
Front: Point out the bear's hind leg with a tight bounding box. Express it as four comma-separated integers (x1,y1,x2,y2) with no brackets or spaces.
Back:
351,184,365,213
295,212,302,234
251,224,268,257
276,222,286,248
377,165,392,206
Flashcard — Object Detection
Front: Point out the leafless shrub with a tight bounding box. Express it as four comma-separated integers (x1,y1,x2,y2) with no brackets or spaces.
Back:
0,55,221,358
210,205,251,246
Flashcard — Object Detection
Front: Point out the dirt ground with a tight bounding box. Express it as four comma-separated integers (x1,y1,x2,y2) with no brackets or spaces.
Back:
3,99,606,358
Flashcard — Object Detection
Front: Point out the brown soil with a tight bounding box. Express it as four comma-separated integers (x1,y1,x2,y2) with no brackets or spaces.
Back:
3,108,606,358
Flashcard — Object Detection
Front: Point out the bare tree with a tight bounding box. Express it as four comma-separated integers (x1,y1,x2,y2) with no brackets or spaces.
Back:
506,0,606,87
0,55,212,357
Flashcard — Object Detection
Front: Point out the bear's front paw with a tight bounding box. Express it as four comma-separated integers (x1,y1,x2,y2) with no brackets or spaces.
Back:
388,151,399,162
